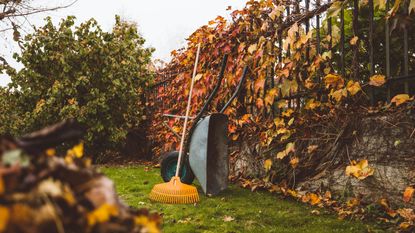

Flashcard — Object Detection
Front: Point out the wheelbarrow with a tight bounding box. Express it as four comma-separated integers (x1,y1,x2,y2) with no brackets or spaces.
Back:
160,55,248,196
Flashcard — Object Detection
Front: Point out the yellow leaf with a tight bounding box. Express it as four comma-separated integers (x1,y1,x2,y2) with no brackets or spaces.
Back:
324,74,344,89
276,128,289,135
403,187,414,203
391,94,411,106
399,222,412,230
305,99,321,110
0,205,9,232
35,99,46,114
285,142,295,154
265,88,278,106
264,159,272,172
72,142,84,158
134,216,160,233
46,148,56,157
194,73,203,82
281,78,291,97
287,118,294,126
329,88,347,102
346,80,361,95
87,204,119,226
248,44,257,54
274,117,285,128
347,198,360,207
350,36,358,45
304,78,315,89
280,131,292,141
410,0,415,14
287,189,298,198
369,75,386,87
374,0,386,9
345,159,375,180
327,1,344,17
269,7,280,20
282,109,294,117
172,126,181,133
276,150,287,159
397,208,415,221
276,100,287,108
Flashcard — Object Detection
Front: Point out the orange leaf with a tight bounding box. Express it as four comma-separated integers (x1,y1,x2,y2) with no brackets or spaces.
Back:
308,193,321,205
290,157,299,168
346,80,361,95
0,205,9,231
403,187,414,203
345,159,375,180
369,75,386,87
350,36,358,45
391,94,411,106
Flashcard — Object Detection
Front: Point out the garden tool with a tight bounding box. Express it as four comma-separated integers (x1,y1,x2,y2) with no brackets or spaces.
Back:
149,43,201,204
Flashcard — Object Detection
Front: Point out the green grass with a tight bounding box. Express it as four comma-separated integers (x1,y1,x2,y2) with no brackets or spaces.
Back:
101,166,379,233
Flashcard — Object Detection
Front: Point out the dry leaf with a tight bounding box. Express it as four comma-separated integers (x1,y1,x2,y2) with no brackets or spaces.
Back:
307,145,318,154
403,187,414,203
391,94,411,106
248,44,257,54
87,204,119,226
276,151,287,159
350,36,358,45
223,215,235,222
324,74,344,89
345,160,375,180
194,73,203,82
346,80,361,95
264,159,272,172
369,75,386,87
290,157,299,168
0,205,9,232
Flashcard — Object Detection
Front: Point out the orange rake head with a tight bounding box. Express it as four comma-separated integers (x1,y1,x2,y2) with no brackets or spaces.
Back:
149,176,199,204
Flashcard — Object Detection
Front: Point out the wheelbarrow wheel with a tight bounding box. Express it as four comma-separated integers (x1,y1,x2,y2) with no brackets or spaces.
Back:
160,151,195,185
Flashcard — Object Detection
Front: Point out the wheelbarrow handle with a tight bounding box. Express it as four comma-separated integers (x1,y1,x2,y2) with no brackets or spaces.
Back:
192,54,228,124
220,65,248,113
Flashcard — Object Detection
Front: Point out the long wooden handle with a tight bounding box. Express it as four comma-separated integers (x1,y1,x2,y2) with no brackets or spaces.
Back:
175,43,201,177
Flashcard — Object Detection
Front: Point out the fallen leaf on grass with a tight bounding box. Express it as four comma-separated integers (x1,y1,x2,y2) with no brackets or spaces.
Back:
223,215,235,222
311,209,320,215
178,217,192,224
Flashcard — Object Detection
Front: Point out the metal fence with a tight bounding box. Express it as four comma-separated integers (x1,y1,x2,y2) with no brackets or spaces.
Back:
151,0,415,111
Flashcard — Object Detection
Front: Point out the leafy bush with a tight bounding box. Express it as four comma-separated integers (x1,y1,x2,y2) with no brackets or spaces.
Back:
0,16,154,154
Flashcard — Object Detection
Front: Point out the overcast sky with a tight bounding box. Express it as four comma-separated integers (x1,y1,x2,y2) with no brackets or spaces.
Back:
0,0,247,86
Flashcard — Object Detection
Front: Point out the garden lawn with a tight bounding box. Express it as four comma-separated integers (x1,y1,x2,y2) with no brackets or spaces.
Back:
102,166,380,233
